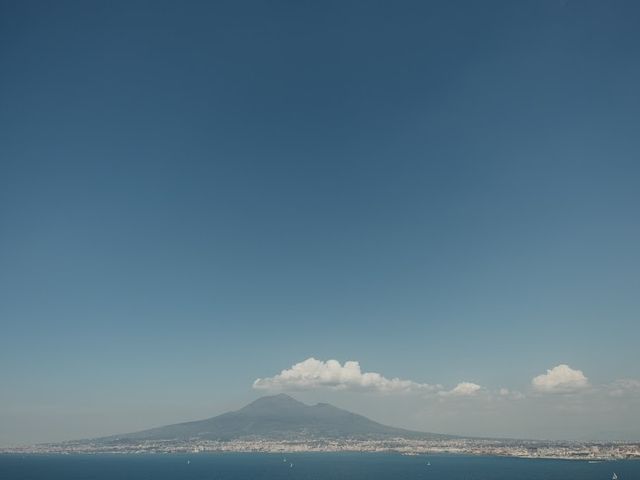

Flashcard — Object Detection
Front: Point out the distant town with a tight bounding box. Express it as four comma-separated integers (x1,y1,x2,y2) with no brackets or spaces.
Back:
3,437,639,461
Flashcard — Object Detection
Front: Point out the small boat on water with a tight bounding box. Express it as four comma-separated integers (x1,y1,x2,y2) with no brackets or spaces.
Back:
290,463,294,468
612,473,618,480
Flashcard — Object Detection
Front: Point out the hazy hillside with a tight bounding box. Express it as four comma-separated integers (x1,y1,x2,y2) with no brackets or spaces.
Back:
97,394,452,442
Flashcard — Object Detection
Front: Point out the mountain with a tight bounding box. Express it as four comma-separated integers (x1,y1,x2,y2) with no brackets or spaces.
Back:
98,394,451,442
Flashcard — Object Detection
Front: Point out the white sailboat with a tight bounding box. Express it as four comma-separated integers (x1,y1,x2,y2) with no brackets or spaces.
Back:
612,473,618,480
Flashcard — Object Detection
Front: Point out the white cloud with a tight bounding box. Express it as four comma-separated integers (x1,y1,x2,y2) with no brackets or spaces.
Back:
439,382,482,397
532,364,589,393
253,357,438,394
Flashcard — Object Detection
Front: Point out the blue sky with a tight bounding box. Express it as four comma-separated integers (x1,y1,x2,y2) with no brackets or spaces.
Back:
1,0,639,445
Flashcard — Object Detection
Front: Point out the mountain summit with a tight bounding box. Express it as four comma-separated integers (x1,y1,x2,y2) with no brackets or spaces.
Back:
101,394,450,442
238,393,308,414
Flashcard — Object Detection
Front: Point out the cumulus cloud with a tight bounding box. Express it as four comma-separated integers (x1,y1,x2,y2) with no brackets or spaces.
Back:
253,357,438,394
439,382,482,397
532,364,589,393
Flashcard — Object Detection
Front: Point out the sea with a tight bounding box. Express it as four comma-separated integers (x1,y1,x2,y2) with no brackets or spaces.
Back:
0,452,637,480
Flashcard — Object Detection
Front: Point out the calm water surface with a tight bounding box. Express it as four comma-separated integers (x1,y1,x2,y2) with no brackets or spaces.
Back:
0,453,637,480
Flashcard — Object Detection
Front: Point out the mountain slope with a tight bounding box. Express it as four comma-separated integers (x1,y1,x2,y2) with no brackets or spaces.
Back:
100,394,451,442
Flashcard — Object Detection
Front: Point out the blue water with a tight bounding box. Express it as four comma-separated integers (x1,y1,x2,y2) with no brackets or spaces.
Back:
0,453,637,480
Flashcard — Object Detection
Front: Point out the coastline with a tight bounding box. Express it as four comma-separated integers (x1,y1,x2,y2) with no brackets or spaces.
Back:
2,438,639,461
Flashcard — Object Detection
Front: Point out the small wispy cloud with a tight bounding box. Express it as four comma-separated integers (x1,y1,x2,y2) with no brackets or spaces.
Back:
607,379,640,397
438,382,482,397
498,388,525,400
531,364,590,393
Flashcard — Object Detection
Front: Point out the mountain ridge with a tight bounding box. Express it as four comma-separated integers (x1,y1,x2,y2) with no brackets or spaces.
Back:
96,394,453,443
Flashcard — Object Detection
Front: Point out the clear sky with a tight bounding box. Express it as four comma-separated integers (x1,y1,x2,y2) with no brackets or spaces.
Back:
1,0,639,446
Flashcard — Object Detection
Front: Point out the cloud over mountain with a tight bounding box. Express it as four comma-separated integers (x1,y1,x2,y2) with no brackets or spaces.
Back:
254,358,438,394
532,364,589,393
